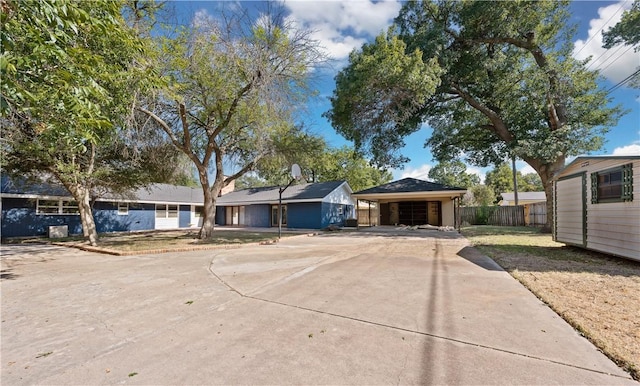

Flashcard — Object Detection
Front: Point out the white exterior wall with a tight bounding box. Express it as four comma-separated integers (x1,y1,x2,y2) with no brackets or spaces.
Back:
323,183,356,206
555,158,640,261
441,200,455,227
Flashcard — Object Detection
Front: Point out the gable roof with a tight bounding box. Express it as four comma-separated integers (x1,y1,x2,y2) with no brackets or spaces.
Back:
354,178,466,195
1,176,204,205
217,180,349,205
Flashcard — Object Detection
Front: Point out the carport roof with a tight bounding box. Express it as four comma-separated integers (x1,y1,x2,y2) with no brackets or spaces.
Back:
354,178,465,194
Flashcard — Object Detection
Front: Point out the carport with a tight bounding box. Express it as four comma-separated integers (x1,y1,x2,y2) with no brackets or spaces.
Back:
353,178,466,228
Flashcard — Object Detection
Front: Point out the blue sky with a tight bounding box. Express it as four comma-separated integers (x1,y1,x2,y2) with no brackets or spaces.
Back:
175,1,639,182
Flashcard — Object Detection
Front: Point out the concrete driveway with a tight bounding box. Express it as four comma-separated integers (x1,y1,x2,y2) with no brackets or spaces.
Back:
1,230,635,385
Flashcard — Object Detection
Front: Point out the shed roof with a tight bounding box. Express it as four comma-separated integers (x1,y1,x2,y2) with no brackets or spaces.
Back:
555,155,640,179
354,178,465,195
217,180,349,205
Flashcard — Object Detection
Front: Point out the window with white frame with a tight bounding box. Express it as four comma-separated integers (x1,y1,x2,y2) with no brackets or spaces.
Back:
36,199,79,215
117,202,129,215
155,204,178,218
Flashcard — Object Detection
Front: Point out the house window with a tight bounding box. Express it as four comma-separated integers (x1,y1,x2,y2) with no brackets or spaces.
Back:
194,206,204,217
36,199,79,215
156,204,179,218
591,163,633,203
118,202,129,215
337,206,343,215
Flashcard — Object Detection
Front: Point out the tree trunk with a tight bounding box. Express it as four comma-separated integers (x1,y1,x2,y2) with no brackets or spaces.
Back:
199,188,217,239
526,157,565,233
74,186,99,246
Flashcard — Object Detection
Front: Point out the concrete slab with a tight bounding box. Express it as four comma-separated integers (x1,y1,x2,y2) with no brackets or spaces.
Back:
1,233,635,385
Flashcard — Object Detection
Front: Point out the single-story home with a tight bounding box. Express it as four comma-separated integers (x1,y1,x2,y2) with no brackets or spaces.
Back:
352,178,467,227
553,155,639,261
1,176,208,238
0,176,354,238
215,180,355,229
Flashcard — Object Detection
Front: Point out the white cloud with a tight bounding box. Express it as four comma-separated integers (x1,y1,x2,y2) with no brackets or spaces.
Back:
284,0,402,62
573,1,640,84
613,143,640,155
466,166,486,184
192,8,215,29
400,164,432,180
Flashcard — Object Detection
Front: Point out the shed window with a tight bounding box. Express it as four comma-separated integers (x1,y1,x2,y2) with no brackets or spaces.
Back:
591,163,633,203
36,199,79,215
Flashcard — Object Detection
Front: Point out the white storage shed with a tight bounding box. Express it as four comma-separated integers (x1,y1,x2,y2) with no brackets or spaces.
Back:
553,155,640,261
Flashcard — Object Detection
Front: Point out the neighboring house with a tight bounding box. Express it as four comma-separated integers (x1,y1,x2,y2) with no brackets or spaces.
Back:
553,155,640,261
1,176,207,238
352,178,467,227
215,180,355,229
499,192,546,206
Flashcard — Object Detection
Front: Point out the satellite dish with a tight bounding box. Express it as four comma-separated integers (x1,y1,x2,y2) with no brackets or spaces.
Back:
291,164,302,180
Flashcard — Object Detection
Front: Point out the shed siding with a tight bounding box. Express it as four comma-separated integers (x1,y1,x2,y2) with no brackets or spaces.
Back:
555,157,640,261
554,175,585,246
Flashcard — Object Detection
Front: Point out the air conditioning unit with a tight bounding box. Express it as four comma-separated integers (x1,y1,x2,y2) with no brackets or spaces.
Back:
48,225,68,238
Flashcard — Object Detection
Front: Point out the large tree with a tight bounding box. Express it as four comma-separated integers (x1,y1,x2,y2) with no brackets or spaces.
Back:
427,159,479,188
137,4,325,239
326,0,623,230
603,0,639,88
1,0,172,245
603,0,640,51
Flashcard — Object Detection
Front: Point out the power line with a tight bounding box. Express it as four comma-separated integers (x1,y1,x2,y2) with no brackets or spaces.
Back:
598,45,635,72
574,0,629,57
585,41,627,71
607,68,640,94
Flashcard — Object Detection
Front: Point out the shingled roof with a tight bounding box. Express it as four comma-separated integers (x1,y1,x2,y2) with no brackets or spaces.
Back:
217,180,349,205
354,178,465,195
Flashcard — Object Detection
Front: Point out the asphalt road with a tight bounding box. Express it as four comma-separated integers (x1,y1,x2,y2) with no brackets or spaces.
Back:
1,230,635,385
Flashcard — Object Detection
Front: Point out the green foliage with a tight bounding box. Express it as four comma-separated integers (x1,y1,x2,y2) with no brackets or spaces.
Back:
427,160,479,188
520,173,544,192
464,185,495,207
485,163,516,202
307,146,393,192
325,31,442,168
326,0,624,230
1,0,166,244
485,163,545,202
249,136,392,192
603,0,640,51
138,3,325,238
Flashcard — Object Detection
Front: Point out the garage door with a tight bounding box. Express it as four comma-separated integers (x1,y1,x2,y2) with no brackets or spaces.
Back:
555,174,585,246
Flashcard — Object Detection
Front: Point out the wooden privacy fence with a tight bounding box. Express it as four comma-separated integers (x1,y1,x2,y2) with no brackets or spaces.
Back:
527,202,547,226
461,206,525,226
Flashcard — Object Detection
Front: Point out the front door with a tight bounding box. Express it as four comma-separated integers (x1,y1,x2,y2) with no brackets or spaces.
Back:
271,205,287,227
